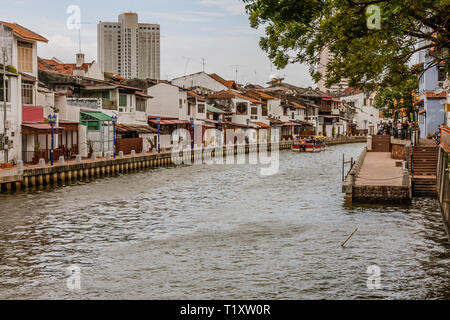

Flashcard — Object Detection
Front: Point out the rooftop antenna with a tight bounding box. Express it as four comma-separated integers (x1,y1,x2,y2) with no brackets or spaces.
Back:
75,20,92,53
202,57,206,72
229,64,246,83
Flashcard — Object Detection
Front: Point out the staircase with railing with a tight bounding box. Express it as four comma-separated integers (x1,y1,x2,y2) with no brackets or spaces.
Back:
409,145,439,197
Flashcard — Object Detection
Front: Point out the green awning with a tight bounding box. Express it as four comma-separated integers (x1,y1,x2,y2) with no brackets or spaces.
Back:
207,104,226,114
80,112,113,121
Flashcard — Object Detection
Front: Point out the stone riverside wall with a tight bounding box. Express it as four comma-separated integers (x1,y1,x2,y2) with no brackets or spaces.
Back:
437,144,450,241
342,147,368,198
352,185,411,204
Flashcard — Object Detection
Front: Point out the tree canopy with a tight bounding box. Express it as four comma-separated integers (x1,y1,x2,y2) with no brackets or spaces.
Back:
243,0,449,91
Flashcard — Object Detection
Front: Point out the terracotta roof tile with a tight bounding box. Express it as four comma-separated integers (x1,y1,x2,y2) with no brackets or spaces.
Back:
425,91,447,99
0,21,48,43
187,91,206,101
207,90,263,104
208,73,236,89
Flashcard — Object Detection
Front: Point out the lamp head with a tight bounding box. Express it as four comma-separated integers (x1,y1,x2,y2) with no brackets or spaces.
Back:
47,114,57,124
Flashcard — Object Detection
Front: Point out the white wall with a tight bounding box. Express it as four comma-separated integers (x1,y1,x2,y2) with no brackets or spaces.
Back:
147,83,188,119
0,75,22,162
342,92,381,132
171,72,228,92
85,61,104,80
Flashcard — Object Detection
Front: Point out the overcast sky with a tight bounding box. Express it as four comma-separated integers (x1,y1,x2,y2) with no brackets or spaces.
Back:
0,0,315,87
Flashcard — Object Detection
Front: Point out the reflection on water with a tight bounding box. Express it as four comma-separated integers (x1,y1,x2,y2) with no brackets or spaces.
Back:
0,143,449,299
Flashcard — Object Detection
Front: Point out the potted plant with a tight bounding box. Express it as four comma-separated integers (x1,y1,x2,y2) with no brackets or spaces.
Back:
86,139,94,158
32,142,43,164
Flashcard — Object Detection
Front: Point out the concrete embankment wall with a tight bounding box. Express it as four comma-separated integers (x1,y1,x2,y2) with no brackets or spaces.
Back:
352,185,411,204
437,146,450,240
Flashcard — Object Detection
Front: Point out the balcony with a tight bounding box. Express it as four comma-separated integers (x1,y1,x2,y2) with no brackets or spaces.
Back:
102,99,118,110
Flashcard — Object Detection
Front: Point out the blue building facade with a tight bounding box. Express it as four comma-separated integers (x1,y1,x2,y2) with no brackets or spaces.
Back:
418,50,447,138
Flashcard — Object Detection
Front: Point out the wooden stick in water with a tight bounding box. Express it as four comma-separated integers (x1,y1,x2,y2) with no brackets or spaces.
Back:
341,228,358,247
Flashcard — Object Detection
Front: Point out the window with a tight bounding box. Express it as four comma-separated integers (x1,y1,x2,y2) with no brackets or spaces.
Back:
18,41,33,73
198,104,205,114
0,78,9,102
22,83,33,105
119,93,127,107
438,66,446,82
136,98,146,112
236,102,248,115
179,99,183,109
251,107,258,115
102,91,110,99
262,105,268,117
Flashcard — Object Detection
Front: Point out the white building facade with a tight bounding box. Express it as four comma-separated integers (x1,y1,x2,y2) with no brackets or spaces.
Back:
341,91,380,135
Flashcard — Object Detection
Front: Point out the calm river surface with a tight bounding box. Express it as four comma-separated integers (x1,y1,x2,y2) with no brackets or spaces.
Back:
0,143,449,300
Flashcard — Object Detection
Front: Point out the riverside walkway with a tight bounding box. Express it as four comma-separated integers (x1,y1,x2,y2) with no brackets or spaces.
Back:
343,135,411,203
355,152,403,187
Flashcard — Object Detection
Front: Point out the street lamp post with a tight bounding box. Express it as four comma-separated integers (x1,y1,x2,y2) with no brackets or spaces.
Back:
246,118,251,144
48,114,57,166
111,116,117,158
190,117,195,149
218,117,223,145
156,117,161,154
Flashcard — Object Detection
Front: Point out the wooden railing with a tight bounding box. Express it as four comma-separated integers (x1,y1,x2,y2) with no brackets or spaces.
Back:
442,126,450,153
22,149,64,164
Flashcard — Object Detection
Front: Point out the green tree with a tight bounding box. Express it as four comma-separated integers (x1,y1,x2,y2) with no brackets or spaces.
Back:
244,0,449,91
374,74,419,119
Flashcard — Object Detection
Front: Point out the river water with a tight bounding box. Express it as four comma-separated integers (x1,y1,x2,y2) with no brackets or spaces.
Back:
0,143,449,300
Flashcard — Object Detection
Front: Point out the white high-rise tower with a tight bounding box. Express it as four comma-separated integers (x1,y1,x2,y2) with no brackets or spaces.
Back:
97,12,160,79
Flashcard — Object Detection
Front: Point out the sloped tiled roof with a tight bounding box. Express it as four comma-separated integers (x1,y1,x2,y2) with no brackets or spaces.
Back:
0,21,48,43
425,91,447,99
187,91,206,101
207,90,263,104
208,73,236,89
38,57,94,75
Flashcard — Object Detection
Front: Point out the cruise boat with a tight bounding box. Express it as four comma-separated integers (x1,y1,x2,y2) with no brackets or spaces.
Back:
292,137,327,153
